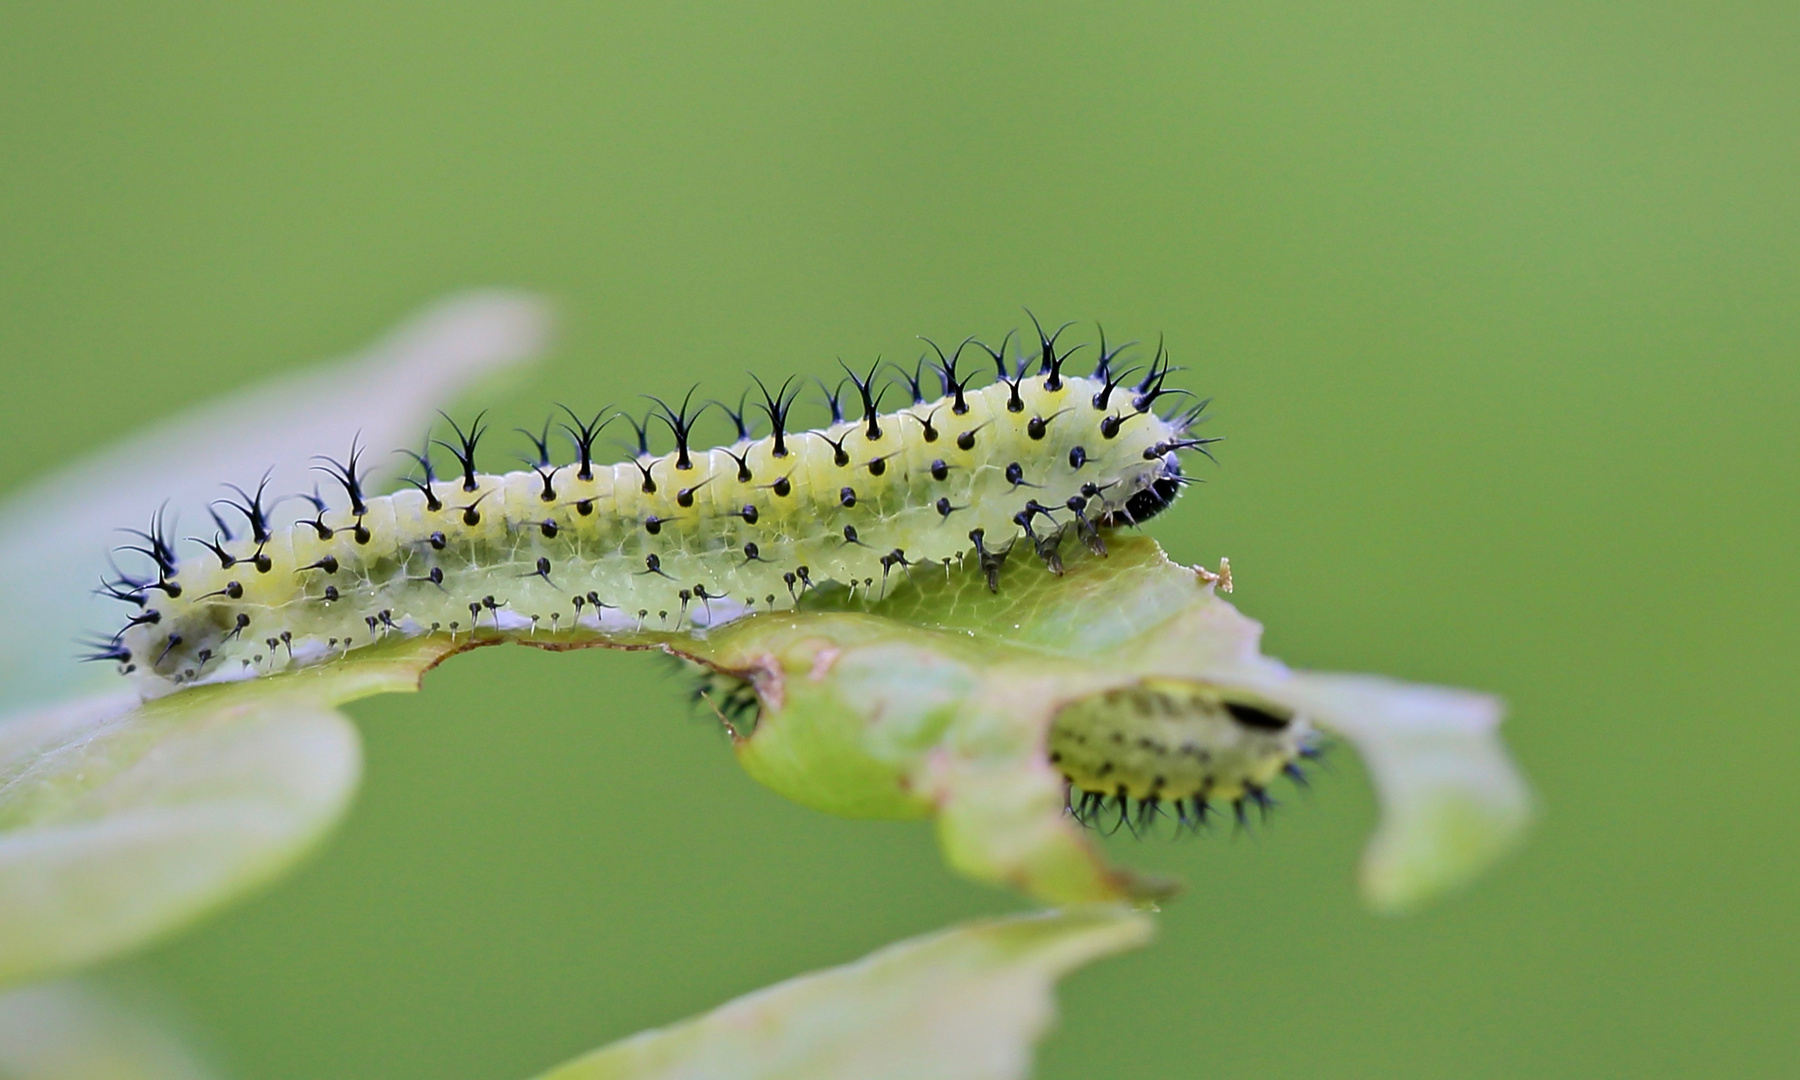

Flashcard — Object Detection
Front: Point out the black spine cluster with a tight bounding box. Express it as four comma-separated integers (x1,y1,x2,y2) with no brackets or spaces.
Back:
1065,743,1324,837
433,411,487,492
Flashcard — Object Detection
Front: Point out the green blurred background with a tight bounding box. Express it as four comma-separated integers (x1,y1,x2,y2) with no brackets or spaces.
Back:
2,3,1795,1077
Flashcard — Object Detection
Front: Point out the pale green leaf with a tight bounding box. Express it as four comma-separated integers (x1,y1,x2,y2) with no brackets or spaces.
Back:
1275,673,1531,913
0,979,221,1080
0,637,457,989
534,907,1152,1080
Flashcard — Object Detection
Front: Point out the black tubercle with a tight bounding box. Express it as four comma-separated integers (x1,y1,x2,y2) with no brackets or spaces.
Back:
908,406,940,442
816,430,851,466
621,411,656,459
117,505,181,596
398,445,445,511
752,375,799,458
432,412,487,493
839,358,887,439
1026,310,1081,392
975,330,1027,412
922,337,976,415
723,447,753,482
1091,323,1136,384
818,376,848,425
558,405,614,481
517,419,555,468
893,357,929,405
718,388,756,443
1132,340,1193,413
314,437,374,514
647,387,711,471
214,472,276,546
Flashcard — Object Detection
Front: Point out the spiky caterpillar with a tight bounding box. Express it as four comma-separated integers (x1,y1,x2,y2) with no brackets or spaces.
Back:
1050,680,1318,832
101,331,1213,695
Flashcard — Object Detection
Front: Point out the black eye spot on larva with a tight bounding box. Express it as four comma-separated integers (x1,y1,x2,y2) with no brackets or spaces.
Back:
1114,472,1183,525
957,430,976,451
1068,446,1087,469
1225,700,1292,731
930,459,949,481
840,486,857,508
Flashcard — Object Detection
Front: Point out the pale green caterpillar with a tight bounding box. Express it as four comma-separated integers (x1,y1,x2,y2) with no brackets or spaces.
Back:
102,329,1208,694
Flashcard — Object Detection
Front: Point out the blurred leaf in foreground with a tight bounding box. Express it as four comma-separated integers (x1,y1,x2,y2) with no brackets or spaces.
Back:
0,638,455,990
0,978,222,1080
534,907,1152,1080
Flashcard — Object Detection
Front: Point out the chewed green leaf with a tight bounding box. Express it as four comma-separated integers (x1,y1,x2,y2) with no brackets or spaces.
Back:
535,907,1152,1080
0,979,221,1080
1276,673,1531,913
0,637,456,989
0,291,550,714
675,536,1531,909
